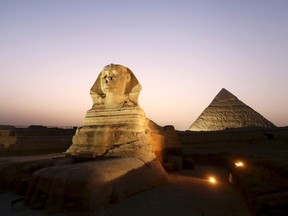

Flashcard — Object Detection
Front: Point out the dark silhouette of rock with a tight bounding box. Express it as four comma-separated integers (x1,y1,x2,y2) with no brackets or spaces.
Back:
0,126,76,155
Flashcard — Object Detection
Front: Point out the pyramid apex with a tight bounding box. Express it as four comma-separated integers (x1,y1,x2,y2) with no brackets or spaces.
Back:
215,88,238,100
188,88,275,131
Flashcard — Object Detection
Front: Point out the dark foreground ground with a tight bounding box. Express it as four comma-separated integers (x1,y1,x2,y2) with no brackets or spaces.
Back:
0,162,251,216
102,166,251,216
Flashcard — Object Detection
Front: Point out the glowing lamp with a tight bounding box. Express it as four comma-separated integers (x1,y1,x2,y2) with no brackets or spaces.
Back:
208,176,217,184
235,161,244,168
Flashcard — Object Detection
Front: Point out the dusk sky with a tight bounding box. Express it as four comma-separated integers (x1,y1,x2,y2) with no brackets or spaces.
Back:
1,0,288,130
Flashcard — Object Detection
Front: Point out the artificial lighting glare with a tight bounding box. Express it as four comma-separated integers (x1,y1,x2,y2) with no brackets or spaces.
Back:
209,176,217,184
235,161,244,168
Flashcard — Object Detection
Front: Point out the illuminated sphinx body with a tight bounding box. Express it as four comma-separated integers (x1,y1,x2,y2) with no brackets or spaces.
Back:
67,64,180,162
66,64,155,161
25,64,180,214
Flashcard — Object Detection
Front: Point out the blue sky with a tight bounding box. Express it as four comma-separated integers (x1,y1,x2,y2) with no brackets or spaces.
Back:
1,0,288,130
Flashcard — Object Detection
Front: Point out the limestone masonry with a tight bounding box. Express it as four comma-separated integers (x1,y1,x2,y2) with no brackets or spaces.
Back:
66,64,180,162
24,64,180,214
189,88,275,131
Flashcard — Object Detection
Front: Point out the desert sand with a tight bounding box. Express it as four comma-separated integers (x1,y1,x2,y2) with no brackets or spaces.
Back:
103,166,251,216
1,161,251,216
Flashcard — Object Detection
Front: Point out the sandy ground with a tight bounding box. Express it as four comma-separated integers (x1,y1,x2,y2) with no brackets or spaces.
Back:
0,153,65,164
102,166,251,216
0,164,251,216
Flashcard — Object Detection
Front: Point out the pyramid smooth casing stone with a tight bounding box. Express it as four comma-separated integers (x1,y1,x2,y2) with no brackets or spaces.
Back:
189,88,275,131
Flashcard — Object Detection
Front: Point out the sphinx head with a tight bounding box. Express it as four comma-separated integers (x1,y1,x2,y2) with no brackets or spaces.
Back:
100,64,131,96
90,64,142,109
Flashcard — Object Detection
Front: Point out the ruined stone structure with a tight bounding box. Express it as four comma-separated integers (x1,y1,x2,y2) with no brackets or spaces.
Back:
189,88,275,131
0,126,75,154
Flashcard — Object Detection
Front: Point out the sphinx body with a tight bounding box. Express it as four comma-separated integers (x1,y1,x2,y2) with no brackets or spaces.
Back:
66,64,180,162
24,64,181,215
25,64,176,214
66,64,160,162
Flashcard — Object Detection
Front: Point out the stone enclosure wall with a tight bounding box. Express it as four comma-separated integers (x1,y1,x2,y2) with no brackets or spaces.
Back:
0,126,76,155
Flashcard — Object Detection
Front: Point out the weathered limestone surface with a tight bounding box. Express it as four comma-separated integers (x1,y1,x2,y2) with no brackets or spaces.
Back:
0,126,75,154
0,155,73,194
66,64,180,162
67,107,155,162
25,158,167,215
189,88,275,131
24,64,177,215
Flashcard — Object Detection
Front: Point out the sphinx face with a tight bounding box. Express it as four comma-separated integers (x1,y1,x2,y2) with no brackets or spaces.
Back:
101,69,131,96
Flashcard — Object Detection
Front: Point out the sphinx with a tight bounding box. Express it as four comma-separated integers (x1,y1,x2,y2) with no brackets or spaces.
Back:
90,63,141,109
66,64,180,162
25,64,180,215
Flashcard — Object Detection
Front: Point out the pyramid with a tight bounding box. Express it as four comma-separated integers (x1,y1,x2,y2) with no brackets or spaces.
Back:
189,88,275,131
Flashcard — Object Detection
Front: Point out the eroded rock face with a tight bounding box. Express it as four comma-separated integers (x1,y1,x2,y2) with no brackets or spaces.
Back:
89,64,141,109
0,126,75,154
66,64,180,162
24,64,178,215
25,158,167,214
189,88,275,131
